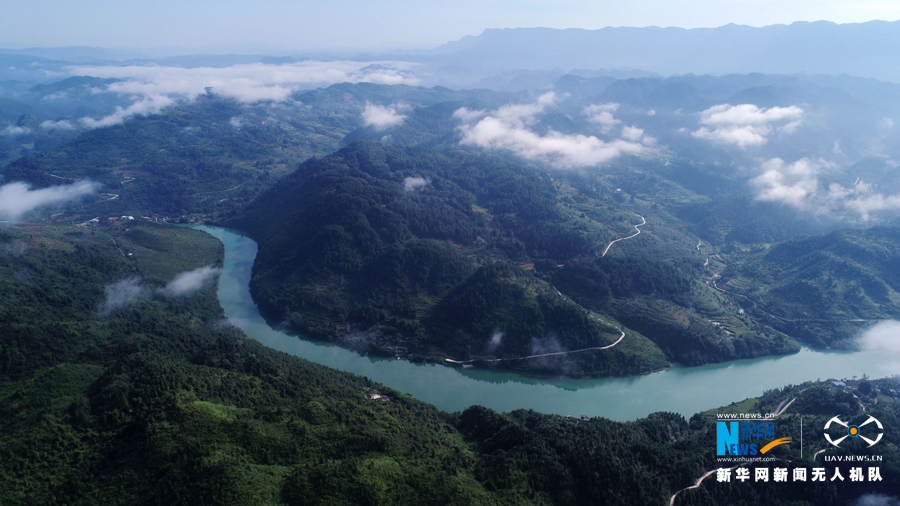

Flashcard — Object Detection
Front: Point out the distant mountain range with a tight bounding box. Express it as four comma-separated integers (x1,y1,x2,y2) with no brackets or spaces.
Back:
418,21,900,82
3,20,900,88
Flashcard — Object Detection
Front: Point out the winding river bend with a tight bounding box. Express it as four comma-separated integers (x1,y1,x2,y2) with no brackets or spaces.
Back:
198,226,900,421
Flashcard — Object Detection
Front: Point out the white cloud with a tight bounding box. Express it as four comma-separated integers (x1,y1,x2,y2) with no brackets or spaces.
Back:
584,102,621,133
456,94,648,168
692,104,803,148
778,120,802,134
80,94,174,129
69,60,420,129
693,124,771,147
858,321,900,354
0,180,98,222
840,190,900,221
751,158,900,221
852,494,900,506
488,329,504,352
451,107,485,122
98,266,221,315
40,119,76,131
621,125,644,142
1,125,31,136
362,103,407,130
402,176,429,192
159,265,221,297
71,61,418,103
700,103,803,126
229,116,243,128
98,277,150,316
621,125,656,145
496,92,557,127
752,158,821,208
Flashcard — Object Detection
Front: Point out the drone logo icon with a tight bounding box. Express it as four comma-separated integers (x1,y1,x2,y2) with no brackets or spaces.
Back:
824,416,883,448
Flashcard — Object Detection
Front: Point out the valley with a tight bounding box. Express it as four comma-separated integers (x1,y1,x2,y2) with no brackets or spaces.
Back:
4,47,900,505
1,219,898,506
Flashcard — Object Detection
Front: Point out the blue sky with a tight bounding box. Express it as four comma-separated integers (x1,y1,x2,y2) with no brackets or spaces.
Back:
3,0,899,52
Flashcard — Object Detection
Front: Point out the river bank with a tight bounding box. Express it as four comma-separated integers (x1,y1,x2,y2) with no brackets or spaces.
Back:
197,225,900,421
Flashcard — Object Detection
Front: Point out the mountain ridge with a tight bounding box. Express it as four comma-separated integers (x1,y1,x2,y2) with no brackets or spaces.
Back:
420,20,900,81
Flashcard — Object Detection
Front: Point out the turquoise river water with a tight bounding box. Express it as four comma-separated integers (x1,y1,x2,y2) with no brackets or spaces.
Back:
197,226,900,421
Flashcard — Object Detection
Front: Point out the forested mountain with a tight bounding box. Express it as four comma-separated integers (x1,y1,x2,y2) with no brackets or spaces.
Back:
5,13,900,506
0,222,508,504
721,226,900,347
7,71,900,228
228,141,801,376
1,222,898,505
1,82,517,219
421,21,900,81
8,71,900,374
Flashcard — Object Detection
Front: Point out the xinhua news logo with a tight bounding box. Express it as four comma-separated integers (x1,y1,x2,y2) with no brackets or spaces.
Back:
717,420,791,456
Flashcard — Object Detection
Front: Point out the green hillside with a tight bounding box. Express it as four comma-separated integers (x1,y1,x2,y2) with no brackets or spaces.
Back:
721,226,900,347
3,221,898,506
228,141,799,376
0,83,519,221
0,222,504,505
2,95,317,219
6,76,900,373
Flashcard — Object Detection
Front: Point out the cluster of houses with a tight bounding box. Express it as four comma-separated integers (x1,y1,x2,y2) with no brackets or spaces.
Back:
832,377,900,403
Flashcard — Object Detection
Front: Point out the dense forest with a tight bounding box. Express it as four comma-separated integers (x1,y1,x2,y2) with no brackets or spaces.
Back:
227,141,800,376
6,79,899,373
4,74,900,506
1,222,897,505
719,226,900,348
0,83,520,220
9,74,898,374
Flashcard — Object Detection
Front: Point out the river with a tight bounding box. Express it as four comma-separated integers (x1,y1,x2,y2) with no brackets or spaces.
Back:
197,226,900,421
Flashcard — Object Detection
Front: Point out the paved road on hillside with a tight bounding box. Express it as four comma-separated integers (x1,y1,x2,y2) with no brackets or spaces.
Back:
602,215,646,257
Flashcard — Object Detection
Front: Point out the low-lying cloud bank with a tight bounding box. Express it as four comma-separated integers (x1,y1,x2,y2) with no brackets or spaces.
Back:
362,103,408,130
40,120,76,131
752,157,900,221
98,277,150,316
402,176,429,192
159,266,222,298
70,60,419,128
455,92,651,168
858,320,900,354
1,125,31,137
0,180,98,223
852,493,900,506
98,266,221,315
693,104,803,148
583,103,621,133
80,94,174,129
488,329,504,352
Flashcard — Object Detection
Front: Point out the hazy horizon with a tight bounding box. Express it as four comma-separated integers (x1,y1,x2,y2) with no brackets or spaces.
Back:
2,0,900,53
